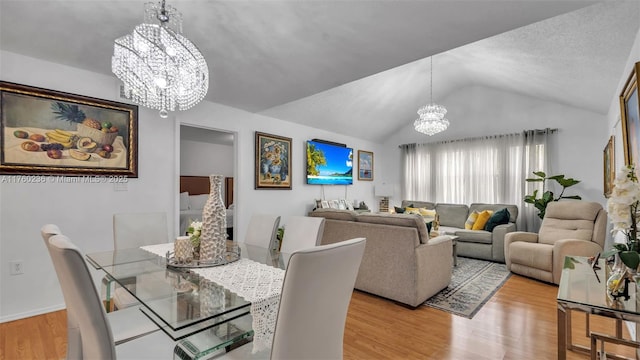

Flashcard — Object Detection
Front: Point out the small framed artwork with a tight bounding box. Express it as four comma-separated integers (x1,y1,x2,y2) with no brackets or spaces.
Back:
0,81,138,177
338,199,347,210
603,136,615,198
358,150,373,181
255,131,292,189
620,62,640,168
329,199,340,209
315,199,322,209
321,200,329,209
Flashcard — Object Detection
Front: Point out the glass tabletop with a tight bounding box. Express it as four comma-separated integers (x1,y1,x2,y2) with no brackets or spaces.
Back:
557,256,640,316
86,242,289,342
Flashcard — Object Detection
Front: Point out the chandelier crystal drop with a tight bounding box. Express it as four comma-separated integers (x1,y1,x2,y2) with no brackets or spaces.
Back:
112,1,209,118
414,57,449,136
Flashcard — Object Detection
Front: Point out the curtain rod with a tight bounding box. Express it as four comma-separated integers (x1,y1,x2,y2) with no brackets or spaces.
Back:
398,128,558,148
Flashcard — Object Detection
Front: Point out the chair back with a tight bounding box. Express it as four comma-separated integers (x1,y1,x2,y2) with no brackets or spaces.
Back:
40,224,83,359
113,212,168,250
280,216,325,254
47,234,116,359
271,237,366,359
244,214,281,249
539,201,607,248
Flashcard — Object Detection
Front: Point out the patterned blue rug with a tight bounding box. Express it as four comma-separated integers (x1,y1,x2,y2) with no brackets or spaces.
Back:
423,257,511,319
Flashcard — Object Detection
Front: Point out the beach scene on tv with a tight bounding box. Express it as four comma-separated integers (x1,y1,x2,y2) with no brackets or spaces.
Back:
306,140,353,185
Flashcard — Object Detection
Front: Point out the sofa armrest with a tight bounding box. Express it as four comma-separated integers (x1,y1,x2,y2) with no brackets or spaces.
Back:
491,223,516,263
504,231,539,269
551,239,603,284
414,236,453,306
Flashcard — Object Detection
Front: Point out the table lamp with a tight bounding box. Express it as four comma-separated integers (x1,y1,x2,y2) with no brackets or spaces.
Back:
375,183,393,213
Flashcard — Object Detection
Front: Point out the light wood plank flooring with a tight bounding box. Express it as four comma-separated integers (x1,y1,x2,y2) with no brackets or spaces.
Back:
1,274,636,359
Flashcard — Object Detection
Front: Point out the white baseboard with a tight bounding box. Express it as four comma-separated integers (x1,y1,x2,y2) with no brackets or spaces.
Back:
0,303,66,323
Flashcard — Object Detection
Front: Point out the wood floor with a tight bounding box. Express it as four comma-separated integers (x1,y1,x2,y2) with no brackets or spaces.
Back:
1,274,637,360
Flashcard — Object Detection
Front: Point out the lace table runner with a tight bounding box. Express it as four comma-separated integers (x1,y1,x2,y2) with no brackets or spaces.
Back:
140,243,284,353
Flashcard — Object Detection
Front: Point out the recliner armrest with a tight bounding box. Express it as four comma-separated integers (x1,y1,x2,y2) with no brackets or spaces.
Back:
504,231,539,268
551,239,603,284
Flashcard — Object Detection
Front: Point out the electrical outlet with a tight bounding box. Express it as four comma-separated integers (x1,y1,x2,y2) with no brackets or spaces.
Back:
10,261,23,275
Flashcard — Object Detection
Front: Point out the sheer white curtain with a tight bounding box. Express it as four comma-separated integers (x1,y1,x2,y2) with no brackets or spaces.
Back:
401,129,551,231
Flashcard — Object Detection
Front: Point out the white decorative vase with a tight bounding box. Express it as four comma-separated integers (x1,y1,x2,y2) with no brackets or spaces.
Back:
199,174,227,262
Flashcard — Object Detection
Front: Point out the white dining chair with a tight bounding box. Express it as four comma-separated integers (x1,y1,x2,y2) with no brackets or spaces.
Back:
110,212,169,310
243,214,281,249
45,232,176,359
218,237,366,359
279,216,325,254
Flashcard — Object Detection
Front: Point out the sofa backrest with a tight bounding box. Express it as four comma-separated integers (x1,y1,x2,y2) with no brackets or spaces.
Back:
469,203,519,223
356,213,430,244
309,209,358,222
538,201,606,248
434,204,469,228
401,200,435,210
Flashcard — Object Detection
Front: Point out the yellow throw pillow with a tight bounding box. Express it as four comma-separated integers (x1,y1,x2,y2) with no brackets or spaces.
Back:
418,208,437,217
472,210,494,230
405,207,421,215
465,211,480,230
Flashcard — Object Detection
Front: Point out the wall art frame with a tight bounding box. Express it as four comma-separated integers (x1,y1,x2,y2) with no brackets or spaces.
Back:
620,62,640,169
603,135,615,198
357,150,373,181
255,131,292,189
0,81,138,177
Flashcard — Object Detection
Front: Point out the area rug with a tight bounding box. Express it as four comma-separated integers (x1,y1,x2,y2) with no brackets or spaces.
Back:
423,257,511,319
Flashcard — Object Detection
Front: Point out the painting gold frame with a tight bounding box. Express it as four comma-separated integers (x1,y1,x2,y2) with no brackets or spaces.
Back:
357,150,373,181
255,131,292,189
0,81,138,177
603,136,614,198
620,62,640,168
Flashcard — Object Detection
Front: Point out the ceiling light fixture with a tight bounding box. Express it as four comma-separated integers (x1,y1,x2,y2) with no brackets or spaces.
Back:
414,56,449,136
112,0,209,118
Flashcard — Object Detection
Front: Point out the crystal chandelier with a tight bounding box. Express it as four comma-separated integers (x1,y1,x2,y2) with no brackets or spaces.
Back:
414,57,449,136
112,1,209,118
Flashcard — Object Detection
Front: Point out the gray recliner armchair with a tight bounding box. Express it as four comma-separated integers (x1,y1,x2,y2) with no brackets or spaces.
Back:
504,201,607,284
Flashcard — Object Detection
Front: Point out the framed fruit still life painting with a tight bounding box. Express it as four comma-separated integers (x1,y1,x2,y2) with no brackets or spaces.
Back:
0,81,138,177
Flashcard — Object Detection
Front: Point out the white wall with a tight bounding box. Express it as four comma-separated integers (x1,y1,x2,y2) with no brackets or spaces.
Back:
381,84,608,209
0,50,383,321
180,140,233,177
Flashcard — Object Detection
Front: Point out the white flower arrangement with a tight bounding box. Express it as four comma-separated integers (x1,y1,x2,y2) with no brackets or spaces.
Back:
187,220,203,248
606,164,640,269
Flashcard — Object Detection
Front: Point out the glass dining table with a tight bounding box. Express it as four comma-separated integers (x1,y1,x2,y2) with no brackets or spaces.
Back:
86,242,290,359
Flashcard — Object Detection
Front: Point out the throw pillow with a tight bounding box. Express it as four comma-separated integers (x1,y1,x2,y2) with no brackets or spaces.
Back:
418,208,437,217
405,207,421,215
394,206,405,214
484,208,511,232
472,210,494,230
464,210,480,230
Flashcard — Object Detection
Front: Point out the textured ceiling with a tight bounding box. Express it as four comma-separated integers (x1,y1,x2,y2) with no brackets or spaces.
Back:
1,1,638,143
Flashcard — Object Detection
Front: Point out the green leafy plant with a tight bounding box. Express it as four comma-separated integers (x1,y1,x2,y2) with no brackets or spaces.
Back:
524,171,581,219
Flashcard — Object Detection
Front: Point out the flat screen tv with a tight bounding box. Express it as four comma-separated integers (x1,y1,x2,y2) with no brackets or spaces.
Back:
306,140,353,185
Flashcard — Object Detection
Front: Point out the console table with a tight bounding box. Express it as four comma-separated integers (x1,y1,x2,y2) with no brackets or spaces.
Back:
557,256,640,359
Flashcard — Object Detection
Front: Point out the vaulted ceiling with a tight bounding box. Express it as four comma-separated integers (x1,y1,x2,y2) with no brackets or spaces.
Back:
1,1,638,143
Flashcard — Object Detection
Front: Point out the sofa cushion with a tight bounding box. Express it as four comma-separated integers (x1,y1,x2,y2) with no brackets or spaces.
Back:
356,213,429,244
455,229,493,244
465,211,479,230
469,203,518,223
435,204,469,228
509,241,553,272
472,210,493,230
537,201,602,245
309,208,357,221
484,208,511,232
401,200,435,210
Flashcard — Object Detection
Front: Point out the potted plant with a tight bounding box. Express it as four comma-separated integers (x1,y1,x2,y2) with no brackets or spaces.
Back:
523,171,582,219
